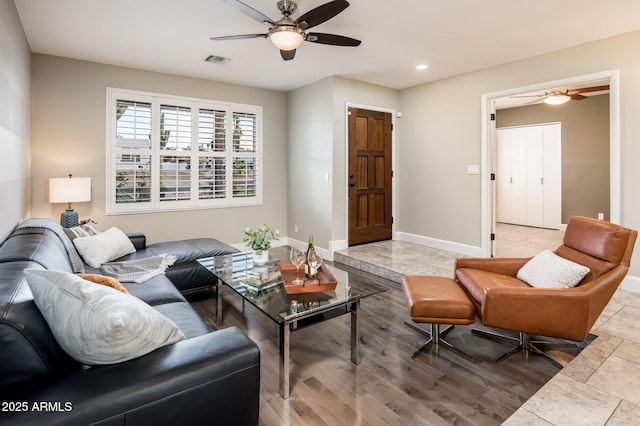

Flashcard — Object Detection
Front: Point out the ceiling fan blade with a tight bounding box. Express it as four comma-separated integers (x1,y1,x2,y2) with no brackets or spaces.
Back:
210,33,267,41
570,85,610,94
526,98,544,105
569,94,588,100
306,32,361,46
510,94,546,98
280,49,296,61
223,0,275,26
295,0,350,30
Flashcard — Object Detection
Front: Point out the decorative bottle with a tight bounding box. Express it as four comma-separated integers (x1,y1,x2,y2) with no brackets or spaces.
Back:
305,234,318,279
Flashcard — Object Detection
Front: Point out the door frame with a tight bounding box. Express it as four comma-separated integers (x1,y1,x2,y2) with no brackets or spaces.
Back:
481,69,620,257
345,103,397,246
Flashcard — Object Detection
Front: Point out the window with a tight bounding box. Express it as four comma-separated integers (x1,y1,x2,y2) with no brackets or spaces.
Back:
107,88,263,214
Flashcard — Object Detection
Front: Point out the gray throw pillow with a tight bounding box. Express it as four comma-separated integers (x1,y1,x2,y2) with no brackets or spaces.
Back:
24,269,185,365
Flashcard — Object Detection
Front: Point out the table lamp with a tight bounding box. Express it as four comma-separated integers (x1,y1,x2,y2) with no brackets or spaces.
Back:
49,174,92,228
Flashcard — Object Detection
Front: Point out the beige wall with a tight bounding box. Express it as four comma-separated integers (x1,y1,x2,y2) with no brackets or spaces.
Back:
399,30,640,280
30,54,288,245
287,77,333,249
287,76,399,252
0,0,31,240
497,95,610,223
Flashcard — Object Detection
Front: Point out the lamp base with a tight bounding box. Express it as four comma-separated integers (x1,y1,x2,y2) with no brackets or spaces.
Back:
60,208,79,228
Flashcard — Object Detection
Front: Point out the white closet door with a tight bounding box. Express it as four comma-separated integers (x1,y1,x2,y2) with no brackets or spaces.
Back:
496,123,561,229
497,127,527,225
526,126,544,227
543,124,562,229
510,128,528,224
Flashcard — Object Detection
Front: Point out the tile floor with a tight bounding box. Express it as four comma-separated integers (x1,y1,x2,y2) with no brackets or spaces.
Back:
334,227,640,426
495,222,565,258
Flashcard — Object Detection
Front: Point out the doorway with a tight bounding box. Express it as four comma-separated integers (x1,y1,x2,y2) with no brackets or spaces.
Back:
481,70,620,257
347,107,393,246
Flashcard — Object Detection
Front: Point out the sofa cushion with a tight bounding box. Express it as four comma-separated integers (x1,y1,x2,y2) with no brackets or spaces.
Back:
24,269,185,365
118,238,239,292
0,228,74,272
123,275,187,306
0,261,80,389
517,249,590,289
73,227,137,268
153,302,212,339
122,238,238,265
456,267,529,304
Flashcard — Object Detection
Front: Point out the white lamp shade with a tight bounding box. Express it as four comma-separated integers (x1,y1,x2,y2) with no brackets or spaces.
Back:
544,94,571,105
270,28,304,51
49,177,92,203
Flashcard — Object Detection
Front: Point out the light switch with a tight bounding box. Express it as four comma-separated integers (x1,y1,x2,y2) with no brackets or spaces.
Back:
466,164,480,175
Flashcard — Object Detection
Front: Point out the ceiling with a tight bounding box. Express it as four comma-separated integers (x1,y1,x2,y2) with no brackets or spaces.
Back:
14,0,640,92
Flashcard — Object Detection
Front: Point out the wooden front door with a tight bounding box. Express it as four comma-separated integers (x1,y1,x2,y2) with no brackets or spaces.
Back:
348,107,393,246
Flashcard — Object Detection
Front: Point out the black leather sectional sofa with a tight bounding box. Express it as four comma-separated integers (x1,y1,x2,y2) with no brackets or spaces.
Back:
0,219,260,425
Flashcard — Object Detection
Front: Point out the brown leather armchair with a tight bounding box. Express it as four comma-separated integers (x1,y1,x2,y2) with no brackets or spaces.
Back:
455,216,637,366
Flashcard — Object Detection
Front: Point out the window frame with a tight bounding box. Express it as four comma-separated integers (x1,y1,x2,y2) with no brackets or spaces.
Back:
106,87,263,215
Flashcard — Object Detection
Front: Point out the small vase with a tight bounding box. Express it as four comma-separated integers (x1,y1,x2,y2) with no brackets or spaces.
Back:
252,249,269,265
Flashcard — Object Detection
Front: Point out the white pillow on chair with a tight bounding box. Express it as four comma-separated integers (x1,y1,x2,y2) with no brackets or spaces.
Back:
517,249,590,289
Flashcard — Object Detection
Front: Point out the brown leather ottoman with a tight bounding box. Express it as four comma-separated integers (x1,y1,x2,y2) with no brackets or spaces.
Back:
402,275,476,362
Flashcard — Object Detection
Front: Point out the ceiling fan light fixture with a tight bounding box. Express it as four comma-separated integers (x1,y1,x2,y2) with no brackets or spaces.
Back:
269,26,304,51
544,93,571,105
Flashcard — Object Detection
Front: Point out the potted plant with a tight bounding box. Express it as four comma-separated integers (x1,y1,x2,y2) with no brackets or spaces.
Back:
243,224,280,265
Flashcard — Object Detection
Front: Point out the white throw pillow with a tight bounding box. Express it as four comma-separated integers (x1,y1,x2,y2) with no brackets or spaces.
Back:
517,249,590,289
73,226,136,267
24,269,185,365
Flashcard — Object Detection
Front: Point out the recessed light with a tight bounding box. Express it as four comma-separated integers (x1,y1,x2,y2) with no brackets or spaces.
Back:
416,64,428,71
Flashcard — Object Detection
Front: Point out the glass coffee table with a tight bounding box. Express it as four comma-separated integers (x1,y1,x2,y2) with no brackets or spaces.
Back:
197,247,387,399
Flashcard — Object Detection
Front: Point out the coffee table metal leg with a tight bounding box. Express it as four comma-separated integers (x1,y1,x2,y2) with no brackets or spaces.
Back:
216,280,223,326
351,300,360,364
279,321,291,399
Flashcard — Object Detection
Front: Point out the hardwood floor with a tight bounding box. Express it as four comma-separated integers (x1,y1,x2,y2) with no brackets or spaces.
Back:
190,264,564,425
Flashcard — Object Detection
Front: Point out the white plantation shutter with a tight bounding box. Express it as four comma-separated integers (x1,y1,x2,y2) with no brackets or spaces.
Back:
232,111,258,199
198,108,228,200
107,88,262,214
113,100,152,205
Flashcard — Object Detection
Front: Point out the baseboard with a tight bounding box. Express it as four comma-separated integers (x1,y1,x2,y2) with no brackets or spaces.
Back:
395,232,483,257
621,274,640,293
231,238,289,252
286,237,306,251
328,239,348,261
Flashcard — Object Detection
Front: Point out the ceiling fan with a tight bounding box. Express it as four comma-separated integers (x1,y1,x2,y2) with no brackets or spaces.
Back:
211,0,361,61
511,85,610,105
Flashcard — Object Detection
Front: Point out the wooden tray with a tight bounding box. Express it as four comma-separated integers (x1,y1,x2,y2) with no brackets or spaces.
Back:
279,262,338,294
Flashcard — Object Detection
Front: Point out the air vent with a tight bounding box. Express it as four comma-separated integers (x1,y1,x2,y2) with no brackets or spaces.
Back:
203,54,230,65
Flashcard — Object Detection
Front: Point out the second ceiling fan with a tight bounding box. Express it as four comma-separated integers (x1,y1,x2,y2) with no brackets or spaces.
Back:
211,0,361,61
512,85,610,105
